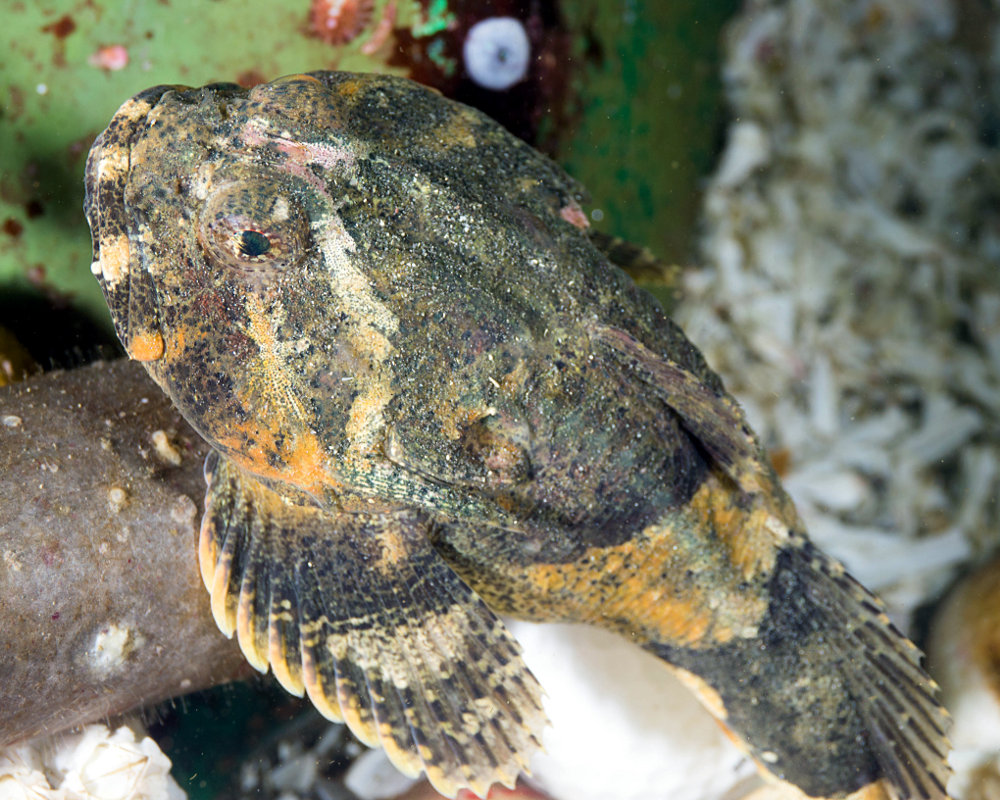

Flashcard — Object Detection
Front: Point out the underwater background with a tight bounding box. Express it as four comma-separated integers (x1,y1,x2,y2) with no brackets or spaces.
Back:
5,1,1000,799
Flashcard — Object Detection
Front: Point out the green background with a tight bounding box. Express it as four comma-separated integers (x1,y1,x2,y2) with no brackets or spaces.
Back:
1,0,736,363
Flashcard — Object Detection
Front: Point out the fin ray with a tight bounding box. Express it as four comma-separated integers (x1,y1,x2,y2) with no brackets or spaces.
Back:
199,454,547,797
783,543,951,800
814,548,951,800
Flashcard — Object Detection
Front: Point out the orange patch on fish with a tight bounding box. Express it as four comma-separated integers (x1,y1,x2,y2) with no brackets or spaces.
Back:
220,421,333,498
685,474,782,582
129,329,165,361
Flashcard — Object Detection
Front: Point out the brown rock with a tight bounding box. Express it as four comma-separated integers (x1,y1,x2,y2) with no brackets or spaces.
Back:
0,359,248,745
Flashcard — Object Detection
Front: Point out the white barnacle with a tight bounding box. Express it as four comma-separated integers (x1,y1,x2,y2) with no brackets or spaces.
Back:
107,486,128,513
88,622,144,677
463,17,531,91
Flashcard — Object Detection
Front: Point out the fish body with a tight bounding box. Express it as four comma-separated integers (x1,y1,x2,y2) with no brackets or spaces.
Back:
84,72,950,799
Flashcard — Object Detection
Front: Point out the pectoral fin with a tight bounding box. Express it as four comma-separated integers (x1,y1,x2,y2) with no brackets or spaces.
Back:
588,229,682,293
198,452,547,798
588,321,775,496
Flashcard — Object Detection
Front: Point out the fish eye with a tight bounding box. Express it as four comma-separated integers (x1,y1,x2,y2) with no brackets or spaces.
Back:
198,182,310,278
237,229,272,257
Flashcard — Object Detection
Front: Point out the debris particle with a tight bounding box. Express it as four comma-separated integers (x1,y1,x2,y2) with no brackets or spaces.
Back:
150,429,182,466
3,550,22,572
107,486,128,513
89,623,142,676
169,494,197,526
88,44,129,71
0,724,183,800
2,415,22,427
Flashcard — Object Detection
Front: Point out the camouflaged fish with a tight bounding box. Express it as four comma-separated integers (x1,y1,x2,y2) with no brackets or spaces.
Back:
84,72,951,800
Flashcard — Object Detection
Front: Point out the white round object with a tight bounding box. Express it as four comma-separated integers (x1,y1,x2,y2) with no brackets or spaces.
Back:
508,621,756,800
463,17,531,91
344,748,419,800
926,573,1000,798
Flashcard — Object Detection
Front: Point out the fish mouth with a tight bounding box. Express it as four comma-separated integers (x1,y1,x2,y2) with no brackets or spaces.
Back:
84,84,184,358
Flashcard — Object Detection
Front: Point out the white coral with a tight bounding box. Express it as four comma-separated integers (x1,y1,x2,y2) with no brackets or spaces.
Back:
679,0,994,616
0,724,185,800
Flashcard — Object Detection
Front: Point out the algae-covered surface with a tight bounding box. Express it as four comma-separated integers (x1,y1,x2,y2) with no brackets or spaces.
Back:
1,0,735,364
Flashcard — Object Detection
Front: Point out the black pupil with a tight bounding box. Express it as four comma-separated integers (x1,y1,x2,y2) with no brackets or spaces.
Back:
238,230,271,257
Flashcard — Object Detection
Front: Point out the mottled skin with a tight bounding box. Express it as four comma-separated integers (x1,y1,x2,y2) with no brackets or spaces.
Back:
84,72,950,800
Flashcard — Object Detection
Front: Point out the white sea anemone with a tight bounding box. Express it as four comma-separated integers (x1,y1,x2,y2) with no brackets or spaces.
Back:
462,17,531,91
